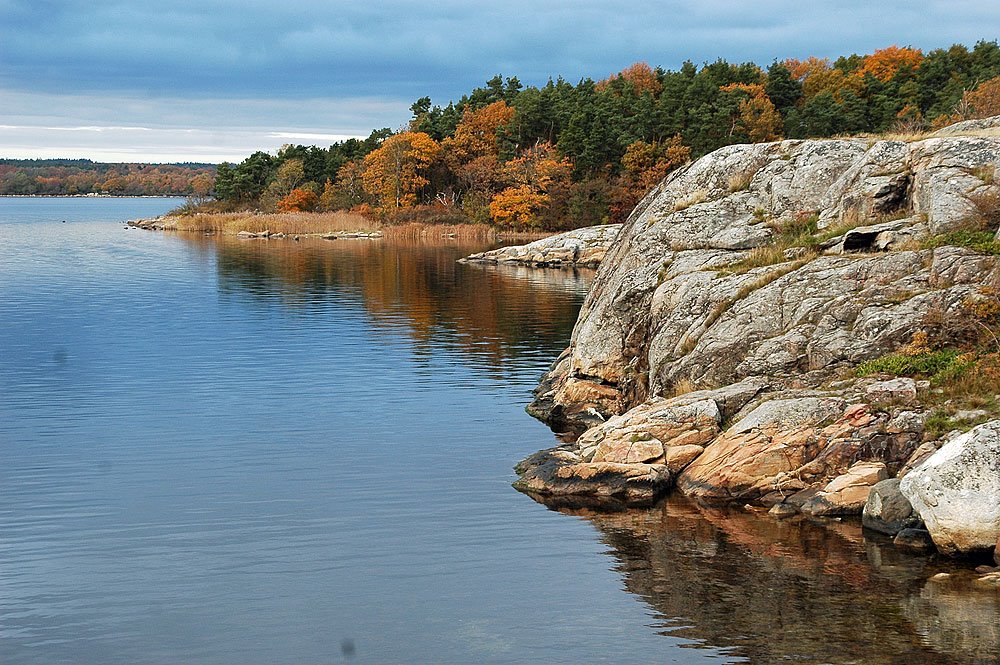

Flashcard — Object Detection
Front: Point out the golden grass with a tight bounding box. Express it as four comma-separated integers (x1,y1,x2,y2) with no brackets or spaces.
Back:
672,188,708,212
147,211,554,242
727,171,754,193
164,211,379,235
382,222,532,241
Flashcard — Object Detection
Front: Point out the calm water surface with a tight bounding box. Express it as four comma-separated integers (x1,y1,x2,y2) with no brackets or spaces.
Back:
1,197,997,664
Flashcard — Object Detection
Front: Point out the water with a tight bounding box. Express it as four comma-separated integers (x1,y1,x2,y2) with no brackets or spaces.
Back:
1,197,997,664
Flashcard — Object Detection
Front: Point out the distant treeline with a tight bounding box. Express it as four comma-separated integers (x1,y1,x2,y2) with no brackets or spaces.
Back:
210,41,1000,229
0,159,216,197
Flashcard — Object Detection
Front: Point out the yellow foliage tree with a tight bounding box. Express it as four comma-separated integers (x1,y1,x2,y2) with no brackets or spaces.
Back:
621,135,691,192
489,185,547,227
362,132,441,210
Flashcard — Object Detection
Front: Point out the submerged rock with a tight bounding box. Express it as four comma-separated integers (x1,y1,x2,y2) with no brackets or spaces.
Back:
900,420,1000,556
894,528,936,553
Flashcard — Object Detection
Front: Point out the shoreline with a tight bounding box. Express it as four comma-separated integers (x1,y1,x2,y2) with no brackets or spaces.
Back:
511,121,1000,578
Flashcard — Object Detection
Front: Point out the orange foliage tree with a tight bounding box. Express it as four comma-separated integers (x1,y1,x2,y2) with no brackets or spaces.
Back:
277,187,319,212
963,75,1000,119
785,57,831,82
859,46,923,82
489,142,573,227
720,83,783,142
488,186,548,226
443,101,515,164
597,62,663,96
362,132,441,210
442,101,516,218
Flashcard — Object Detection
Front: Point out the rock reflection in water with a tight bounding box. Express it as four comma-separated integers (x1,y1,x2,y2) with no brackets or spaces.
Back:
528,494,999,665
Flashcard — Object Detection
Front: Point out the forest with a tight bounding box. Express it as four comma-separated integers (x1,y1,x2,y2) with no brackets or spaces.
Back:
0,159,215,197
12,41,1000,229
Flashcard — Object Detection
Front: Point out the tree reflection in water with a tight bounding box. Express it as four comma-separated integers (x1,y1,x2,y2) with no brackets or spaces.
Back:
178,234,593,374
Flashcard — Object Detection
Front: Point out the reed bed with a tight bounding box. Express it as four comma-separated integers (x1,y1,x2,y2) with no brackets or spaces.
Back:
164,211,378,235
154,210,554,242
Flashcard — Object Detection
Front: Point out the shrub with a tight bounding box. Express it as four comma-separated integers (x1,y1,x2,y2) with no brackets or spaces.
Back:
855,348,962,380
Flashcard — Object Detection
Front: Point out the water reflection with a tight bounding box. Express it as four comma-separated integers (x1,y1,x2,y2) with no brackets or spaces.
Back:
178,234,592,370
530,495,1000,665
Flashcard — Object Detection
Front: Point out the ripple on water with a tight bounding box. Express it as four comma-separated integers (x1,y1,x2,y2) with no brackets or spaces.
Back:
2,199,994,665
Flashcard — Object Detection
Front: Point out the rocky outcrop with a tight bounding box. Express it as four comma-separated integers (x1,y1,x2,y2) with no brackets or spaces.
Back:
516,119,1000,555
677,400,919,505
800,461,889,516
900,420,1000,556
460,224,620,267
528,129,1000,430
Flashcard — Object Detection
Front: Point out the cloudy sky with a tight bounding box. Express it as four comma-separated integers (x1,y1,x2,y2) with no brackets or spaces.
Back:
2,0,998,163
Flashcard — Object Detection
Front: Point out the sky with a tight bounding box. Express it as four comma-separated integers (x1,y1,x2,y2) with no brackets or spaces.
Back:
2,0,999,164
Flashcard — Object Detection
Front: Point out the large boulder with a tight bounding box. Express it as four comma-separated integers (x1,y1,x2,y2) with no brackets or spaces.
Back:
899,420,1000,555
800,461,888,516
862,478,923,535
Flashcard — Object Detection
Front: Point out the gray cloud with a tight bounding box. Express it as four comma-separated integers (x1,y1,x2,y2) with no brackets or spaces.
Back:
1,0,998,161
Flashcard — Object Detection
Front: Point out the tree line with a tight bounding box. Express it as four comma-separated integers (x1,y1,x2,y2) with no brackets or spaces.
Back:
0,159,215,197
216,41,1000,229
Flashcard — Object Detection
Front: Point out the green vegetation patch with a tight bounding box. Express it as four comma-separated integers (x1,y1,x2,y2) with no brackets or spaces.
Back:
855,348,970,383
921,230,1000,254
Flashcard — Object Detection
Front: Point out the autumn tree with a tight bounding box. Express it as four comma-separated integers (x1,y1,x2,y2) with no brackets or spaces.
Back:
260,159,305,211
362,132,441,210
190,173,214,201
490,142,573,227
596,62,663,96
332,160,367,210
859,46,924,82
611,135,691,221
277,187,319,212
439,101,517,219
443,101,516,164
719,83,783,142
963,74,1000,119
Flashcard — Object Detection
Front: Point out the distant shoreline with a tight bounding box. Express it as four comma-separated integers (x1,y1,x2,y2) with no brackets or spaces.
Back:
0,194,188,199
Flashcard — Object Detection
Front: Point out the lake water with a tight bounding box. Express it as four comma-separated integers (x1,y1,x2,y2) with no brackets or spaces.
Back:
1,197,997,664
